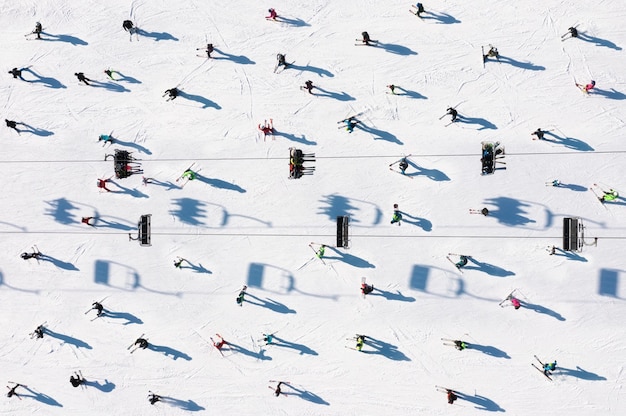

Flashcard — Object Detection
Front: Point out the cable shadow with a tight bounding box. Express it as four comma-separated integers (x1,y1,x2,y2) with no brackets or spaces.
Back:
40,32,88,45
394,86,427,99
272,129,317,145
83,379,116,392
195,174,246,193
467,343,511,359
313,87,355,101
21,68,66,89
15,122,54,137
520,300,566,321
397,210,432,231
135,29,179,41
558,366,606,381
161,396,205,411
455,390,504,412
0,270,40,294
44,328,92,349
20,386,63,407
543,131,593,151
361,336,411,361
212,48,255,65
405,159,449,181
147,343,192,361
102,309,143,325
324,246,375,268
169,198,207,226
271,335,318,355
356,123,403,145
376,42,418,56
245,293,296,314
577,33,621,50
421,11,461,24
289,63,334,77
368,287,416,302
455,115,497,130
464,257,515,277
497,55,545,71
177,91,221,109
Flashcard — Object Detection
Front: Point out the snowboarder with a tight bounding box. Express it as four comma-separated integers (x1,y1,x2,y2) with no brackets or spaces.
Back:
446,107,458,122
413,3,425,17
355,334,366,351
398,158,409,174
469,208,489,216
98,133,114,144
8,68,24,80
360,31,373,45
276,53,289,70
81,216,96,227
69,372,84,387
258,119,274,140
213,334,226,349
5,119,20,133
6,383,22,399
576,80,595,94
174,257,186,268
302,80,314,94
273,381,284,396
164,87,179,100
391,203,402,225
483,45,499,62
361,282,374,295
134,337,149,349
453,340,468,351
236,285,247,306
33,324,45,339
122,20,134,32
148,392,161,405
386,84,396,94
181,169,197,181
97,178,112,192
74,72,91,85
341,117,360,133
447,389,458,404
197,43,214,58
543,360,557,376
266,8,278,21
33,22,43,39
531,128,545,140
91,301,104,316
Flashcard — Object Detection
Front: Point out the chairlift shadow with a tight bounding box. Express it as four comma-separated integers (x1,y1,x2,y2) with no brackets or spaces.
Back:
169,197,207,226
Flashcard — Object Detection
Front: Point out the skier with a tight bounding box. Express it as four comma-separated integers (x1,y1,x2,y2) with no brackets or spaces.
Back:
531,128,545,140
355,334,366,351
510,296,521,309
469,208,489,216
262,333,274,344
386,84,396,94
399,158,409,174
122,20,134,32
104,69,116,80
236,285,247,306
565,26,578,39
174,257,186,268
33,324,45,339
446,107,458,122
134,337,149,349
258,119,274,139
391,203,402,225
81,216,96,227
447,389,458,404
69,372,84,388
98,133,114,144
576,80,595,94
21,248,42,260
341,117,360,133
148,392,161,405
455,255,469,270
266,8,278,21
197,43,214,58
547,179,561,187
6,384,21,399
302,80,314,94
91,301,104,316
74,72,91,85
8,68,24,80
5,119,20,133
164,87,179,100
97,178,112,192
360,31,372,45
33,22,43,39
543,360,557,376
547,245,556,255
181,169,197,181
599,188,619,203
413,3,425,17
213,334,226,349
273,381,284,396
361,282,374,295
483,45,499,62
276,53,289,70
453,340,468,351
315,244,326,259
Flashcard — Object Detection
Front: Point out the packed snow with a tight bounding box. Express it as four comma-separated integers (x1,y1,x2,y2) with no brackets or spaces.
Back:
1,0,625,414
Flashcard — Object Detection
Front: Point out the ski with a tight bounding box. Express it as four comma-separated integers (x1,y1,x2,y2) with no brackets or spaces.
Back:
337,112,364,124
127,333,144,350
176,164,195,182
499,290,516,307
130,339,148,354
309,243,326,265
355,39,378,43
589,186,609,208
445,256,463,273
29,321,47,339
531,363,552,380
481,46,486,68
209,336,225,356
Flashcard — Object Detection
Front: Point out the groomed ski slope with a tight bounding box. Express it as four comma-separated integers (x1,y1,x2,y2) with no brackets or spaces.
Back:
1,0,625,414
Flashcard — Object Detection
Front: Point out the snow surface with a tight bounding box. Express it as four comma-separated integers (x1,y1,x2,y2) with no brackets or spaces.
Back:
1,0,625,414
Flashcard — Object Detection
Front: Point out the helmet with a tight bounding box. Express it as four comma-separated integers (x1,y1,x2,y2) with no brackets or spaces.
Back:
591,80,596,85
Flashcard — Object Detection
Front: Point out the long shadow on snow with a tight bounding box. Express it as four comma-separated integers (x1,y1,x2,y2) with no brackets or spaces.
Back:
313,87,355,101
397,210,432,231
392,86,427,99
45,198,78,224
356,123,403,145
83,379,116,392
271,335,318,356
554,182,587,192
289,63,333,77
577,33,622,50
497,55,545,71
543,131,593,151
405,159,449,181
136,28,179,41
178,91,221,109
40,32,88,45
213,48,255,65
361,336,410,361
106,138,151,155
94,259,182,297
113,71,142,84
15,122,54,137
421,11,461,24
551,247,588,262
93,214,136,231
467,343,511,359
409,264,500,301
178,259,212,274
276,16,311,27
273,129,317,145
284,384,329,405
147,343,192,361
44,328,92,349
368,287,416,302
520,300,565,321
245,293,296,314
224,341,272,361
88,80,130,93
483,196,537,227
557,366,606,381
21,68,66,89
109,181,149,198
39,254,79,271
455,115,497,130
195,174,246,193
376,42,418,56
160,396,205,411
463,257,515,277
102,309,143,325
143,177,180,191
169,198,207,226
591,87,626,100
20,386,63,407
455,390,504,412
324,246,375,268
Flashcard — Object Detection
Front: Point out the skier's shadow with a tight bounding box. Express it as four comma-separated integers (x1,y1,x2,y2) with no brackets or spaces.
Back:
421,11,461,24
356,123,403,145
555,182,587,192
113,71,142,84
135,28,179,41
21,68,66,89
393,86,427,99
276,16,311,27
520,300,566,321
177,91,221,109
557,366,606,381
93,215,136,231
463,257,515,277
143,178,180,191
592,87,626,100
455,391,505,412
19,386,63,407
397,210,432,231
83,379,116,392
324,246,375,268
147,343,192,361
15,122,54,137
195,174,246,193
289,63,334,77
108,181,149,199
368,288,416,302
245,293,296,314
551,247,588,262
224,341,272,361
271,335,318,356
496,55,545,71
108,138,151,155
313,87,355,101
38,254,79,271
455,115,497,130
376,42,418,56
89,80,130,93
577,33,622,50
44,328,92,349
543,131,593,151
284,385,329,405
179,260,212,274
405,159,449,181
361,336,410,361
212,48,255,65
160,396,205,411
40,32,88,45
272,129,317,145
102,309,143,325
467,343,511,359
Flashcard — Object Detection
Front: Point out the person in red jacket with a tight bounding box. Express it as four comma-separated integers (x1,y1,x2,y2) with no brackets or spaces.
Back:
266,8,278,20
